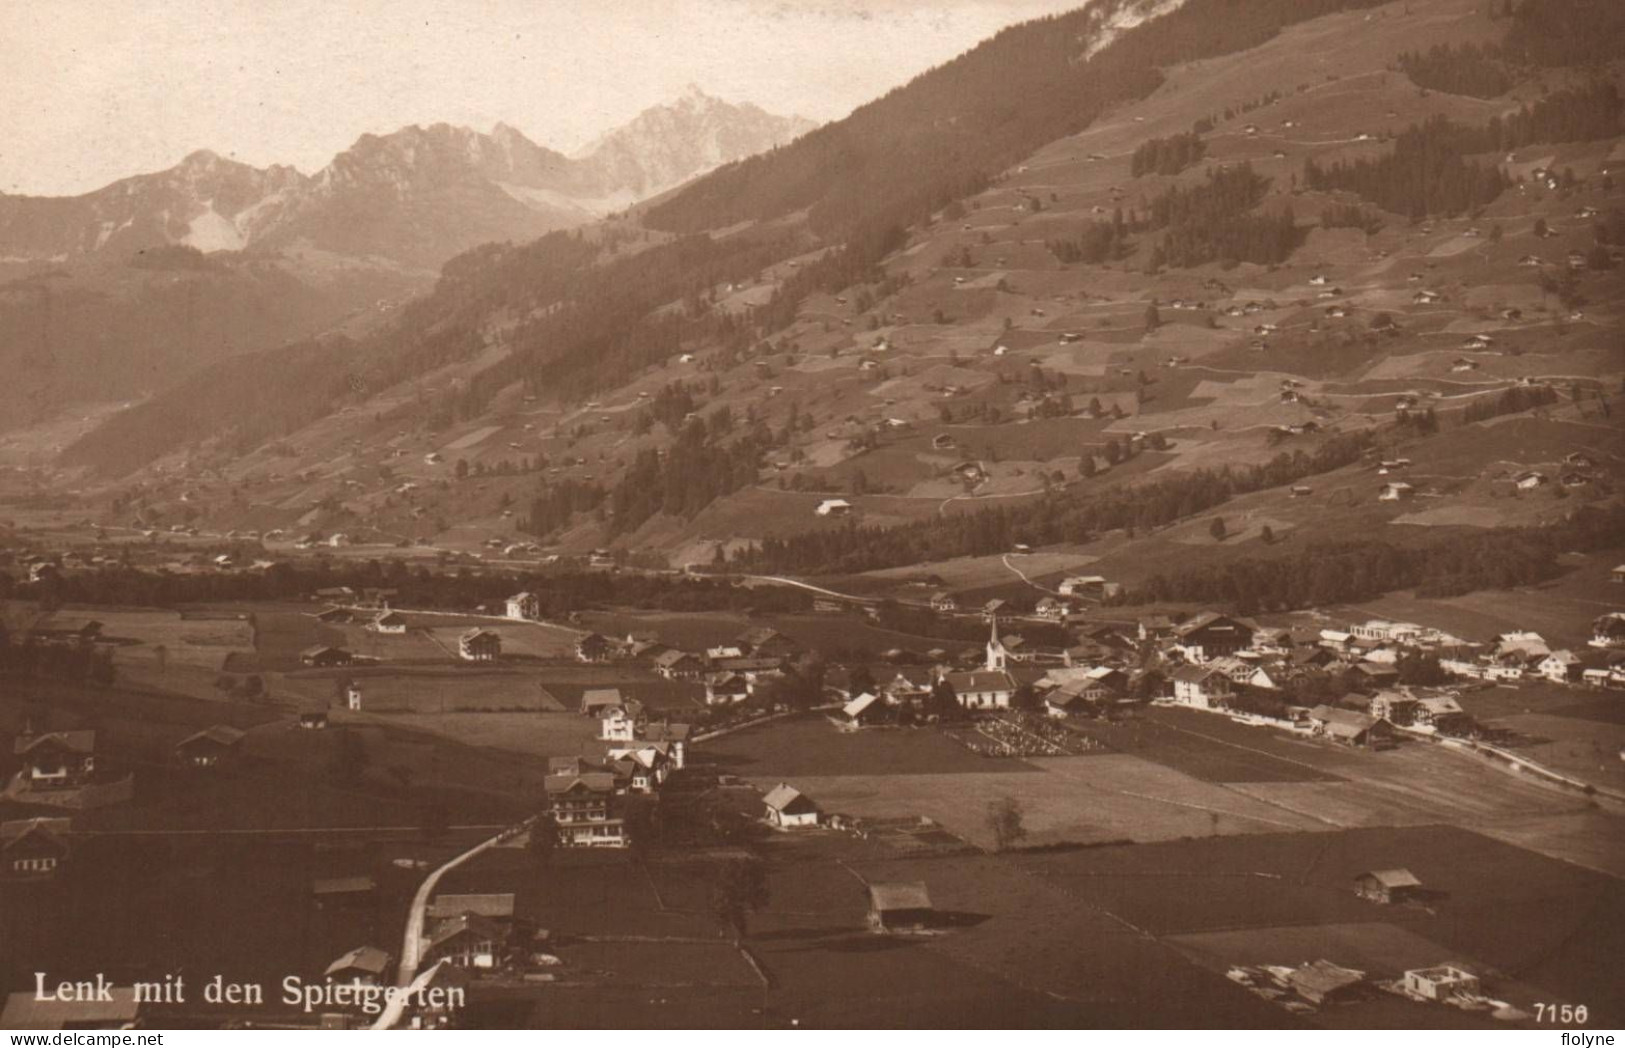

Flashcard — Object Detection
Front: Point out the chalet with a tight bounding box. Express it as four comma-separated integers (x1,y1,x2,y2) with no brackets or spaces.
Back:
505,592,541,621
816,498,853,517
1,817,71,878
1379,481,1414,501
600,700,645,742
1170,665,1231,709
1309,706,1389,748
576,633,614,663
1058,575,1107,598
929,592,959,613
606,745,669,792
1034,597,1069,621
1538,650,1582,683
458,628,502,661
174,725,246,768
367,610,408,635
1355,868,1422,905
423,914,504,969
0,987,141,1031
544,773,626,848
1402,965,1480,1002
653,649,705,680
867,881,935,934
13,730,96,787
704,672,751,705
580,688,624,717
763,783,820,828
842,692,883,727
326,946,393,986
739,626,798,659
981,599,1007,622
641,723,690,768
1171,612,1250,662
301,645,353,667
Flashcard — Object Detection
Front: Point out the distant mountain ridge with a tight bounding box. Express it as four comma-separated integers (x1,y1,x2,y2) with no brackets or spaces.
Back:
0,88,816,270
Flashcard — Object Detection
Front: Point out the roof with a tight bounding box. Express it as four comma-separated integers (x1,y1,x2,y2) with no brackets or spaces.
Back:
313,875,377,895
544,772,616,795
763,782,817,814
642,722,691,743
0,817,71,848
326,945,392,977
1,988,140,1030
1310,706,1378,735
460,627,500,642
868,881,934,912
654,648,700,666
508,591,537,601
426,913,504,955
1359,868,1421,889
943,670,1015,692
1170,665,1222,684
426,893,514,920
177,724,247,750
1288,959,1365,998
13,729,96,756
843,692,881,719
580,688,622,709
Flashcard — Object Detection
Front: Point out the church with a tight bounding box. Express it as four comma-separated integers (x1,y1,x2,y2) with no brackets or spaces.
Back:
939,618,1018,710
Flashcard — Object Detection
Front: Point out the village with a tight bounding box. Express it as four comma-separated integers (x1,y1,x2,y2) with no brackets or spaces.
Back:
2,548,1622,1029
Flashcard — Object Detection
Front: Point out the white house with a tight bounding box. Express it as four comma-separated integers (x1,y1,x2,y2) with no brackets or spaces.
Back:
1170,665,1232,709
1537,650,1582,683
816,499,853,517
505,592,541,621
1379,482,1414,501
763,783,820,828
369,611,408,634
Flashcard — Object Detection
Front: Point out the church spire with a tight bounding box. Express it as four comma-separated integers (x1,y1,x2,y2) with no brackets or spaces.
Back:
986,614,1006,672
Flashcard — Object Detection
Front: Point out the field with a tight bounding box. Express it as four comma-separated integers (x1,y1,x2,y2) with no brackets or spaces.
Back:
700,713,1036,778
1455,680,1625,795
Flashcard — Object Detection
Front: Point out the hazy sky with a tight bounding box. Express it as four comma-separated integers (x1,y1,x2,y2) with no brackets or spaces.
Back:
1,0,1086,196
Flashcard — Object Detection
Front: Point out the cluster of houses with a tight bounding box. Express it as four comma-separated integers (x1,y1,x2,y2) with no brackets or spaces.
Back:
540,691,692,848
575,625,801,706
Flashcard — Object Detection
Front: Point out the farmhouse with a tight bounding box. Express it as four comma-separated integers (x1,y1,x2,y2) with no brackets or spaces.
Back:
1309,706,1390,747
576,633,614,663
458,628,502,661
13,730,97,787
1058,575,1107,598
816,498,853,517
300,645,354,668
929,591,959,613
704,672,751,705
1,817,71,878
326,946,393,986
1171,612,1250,662
763,783,820,828
641,722,691,768
1170,665,1232,709
981,598,1007,621
505,592,541,620
841,691,884,727
1538,650,1582,683
312,875,377,907
654,649,705,679
867,881,935,934
739,626,798,658
174,725,247,768
369,610,409,634
580,688,625,717
1402,965,1480,1002
423,914,504,969
1355,868,1423,904
1379,482,1414,501
1591,613,1625,649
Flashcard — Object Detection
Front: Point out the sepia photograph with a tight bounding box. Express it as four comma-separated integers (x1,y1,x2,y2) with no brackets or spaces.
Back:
0,0,1622,1036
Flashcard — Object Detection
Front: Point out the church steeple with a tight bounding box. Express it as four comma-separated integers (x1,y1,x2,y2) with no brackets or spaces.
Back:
986,615,1006,672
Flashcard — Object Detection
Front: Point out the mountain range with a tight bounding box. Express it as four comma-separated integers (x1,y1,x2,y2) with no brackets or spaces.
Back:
0,86,816,272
